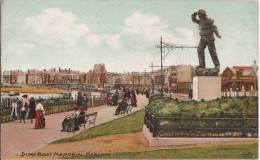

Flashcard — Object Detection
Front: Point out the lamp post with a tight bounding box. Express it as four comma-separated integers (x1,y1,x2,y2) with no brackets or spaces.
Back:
253,60,258,96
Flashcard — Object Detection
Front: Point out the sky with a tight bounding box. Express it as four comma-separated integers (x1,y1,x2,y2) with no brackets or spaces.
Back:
1,0,259,73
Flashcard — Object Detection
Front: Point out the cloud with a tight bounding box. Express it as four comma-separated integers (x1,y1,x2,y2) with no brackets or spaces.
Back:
2,41,35,65
4,41,35,56
103,34,121,49
86,34,102,46
85,33,121,50
175,28,197,45
25,8,89,47
123,12,175,42
123,12,196,45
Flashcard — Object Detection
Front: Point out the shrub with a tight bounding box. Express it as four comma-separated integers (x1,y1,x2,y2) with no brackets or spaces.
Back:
146,96,258,118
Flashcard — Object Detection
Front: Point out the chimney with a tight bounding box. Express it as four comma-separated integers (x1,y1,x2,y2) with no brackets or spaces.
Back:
69,68,71,71
59,67,61,71
54,68,56,71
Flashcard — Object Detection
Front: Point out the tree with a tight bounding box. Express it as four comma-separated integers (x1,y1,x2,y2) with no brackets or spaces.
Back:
99,65,107,88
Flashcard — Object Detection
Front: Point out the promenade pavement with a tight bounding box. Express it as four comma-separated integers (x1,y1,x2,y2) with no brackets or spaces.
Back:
1,94,149,159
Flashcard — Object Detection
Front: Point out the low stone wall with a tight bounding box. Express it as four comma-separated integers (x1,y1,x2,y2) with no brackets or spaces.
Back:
142,125,258,147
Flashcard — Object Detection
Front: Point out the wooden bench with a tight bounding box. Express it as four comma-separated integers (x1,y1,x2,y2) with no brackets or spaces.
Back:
79,112,98,129
120,105,132,115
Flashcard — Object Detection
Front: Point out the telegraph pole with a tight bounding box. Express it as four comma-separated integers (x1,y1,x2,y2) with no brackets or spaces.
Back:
160,37,164,95
155,37,197,96
151,62,154,95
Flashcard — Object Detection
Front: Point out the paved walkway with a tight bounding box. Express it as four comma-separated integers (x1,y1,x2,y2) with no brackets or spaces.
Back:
1,94,149,159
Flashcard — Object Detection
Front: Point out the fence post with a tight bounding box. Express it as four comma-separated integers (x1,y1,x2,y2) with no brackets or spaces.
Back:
241,117,246,137
153,116,157,137
147,112,150,129
150,114,153,132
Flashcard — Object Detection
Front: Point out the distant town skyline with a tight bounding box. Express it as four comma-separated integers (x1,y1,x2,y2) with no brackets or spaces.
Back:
2,0,258,73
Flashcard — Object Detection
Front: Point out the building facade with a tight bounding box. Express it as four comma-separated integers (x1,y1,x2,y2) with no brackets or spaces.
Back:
221,66,258,92
1,71,11,85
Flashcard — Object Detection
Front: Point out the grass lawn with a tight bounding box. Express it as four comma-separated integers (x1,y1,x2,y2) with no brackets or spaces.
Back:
50,109,145,144
48,108,258,159
66,143,258,159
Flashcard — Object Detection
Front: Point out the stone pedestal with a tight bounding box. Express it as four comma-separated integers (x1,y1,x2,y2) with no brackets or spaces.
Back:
193,76,221,101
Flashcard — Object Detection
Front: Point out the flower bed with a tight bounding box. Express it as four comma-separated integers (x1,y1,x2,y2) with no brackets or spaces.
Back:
147,95,258,118
145,95,258,138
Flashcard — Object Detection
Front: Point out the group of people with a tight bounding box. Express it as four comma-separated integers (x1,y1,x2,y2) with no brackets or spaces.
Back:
107,90,119,106
61,105,86,132
136,88,150,98
76,92,88,110
122,87,137,107
10,95,45,129
61,92,89,133
114,97,131,115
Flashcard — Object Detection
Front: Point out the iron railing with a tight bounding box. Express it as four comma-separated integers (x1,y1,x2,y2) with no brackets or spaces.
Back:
144,109,258,138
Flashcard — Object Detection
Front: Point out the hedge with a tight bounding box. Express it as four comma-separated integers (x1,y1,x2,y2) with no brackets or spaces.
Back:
146,95,258,118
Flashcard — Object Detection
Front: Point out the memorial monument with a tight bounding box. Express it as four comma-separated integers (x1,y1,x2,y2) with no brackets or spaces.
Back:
191,9,222,101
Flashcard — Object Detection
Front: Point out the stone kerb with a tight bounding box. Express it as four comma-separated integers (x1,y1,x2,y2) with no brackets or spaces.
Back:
142,125,258,147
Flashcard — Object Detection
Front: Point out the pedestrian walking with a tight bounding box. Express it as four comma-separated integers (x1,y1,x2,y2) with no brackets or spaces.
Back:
112,93,118,106
145,90,150,98
35,98,45,129
189,89,193,100
28,97,36,123
131,93,137,107
108,94,113,106
131,89,135,96
82,93,88,111
21,95,29,123
127,90,131,99
10,100,18,121
77,92,83,107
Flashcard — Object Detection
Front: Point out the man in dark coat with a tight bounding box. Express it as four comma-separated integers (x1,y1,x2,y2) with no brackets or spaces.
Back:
188,89,193,100
127,90,131,99
114,98,127,115
136,89,139,95
77,92,83,107
112,94,118,106
82,93,88,111
145,90,150,98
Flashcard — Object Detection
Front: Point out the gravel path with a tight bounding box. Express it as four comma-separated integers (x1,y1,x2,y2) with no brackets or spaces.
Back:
1,94,148,159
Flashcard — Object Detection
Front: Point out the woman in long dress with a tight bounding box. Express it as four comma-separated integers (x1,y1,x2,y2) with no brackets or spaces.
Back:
131,93,137,107
10,101,18,121
35,99,45,129
21,95,29,123
29,97,36,123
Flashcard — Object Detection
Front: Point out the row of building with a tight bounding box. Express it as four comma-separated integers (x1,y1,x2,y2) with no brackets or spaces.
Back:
1,64,258,94
1,64,151,90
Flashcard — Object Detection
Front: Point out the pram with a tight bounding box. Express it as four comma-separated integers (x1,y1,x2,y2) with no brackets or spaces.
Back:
61,116,79,132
